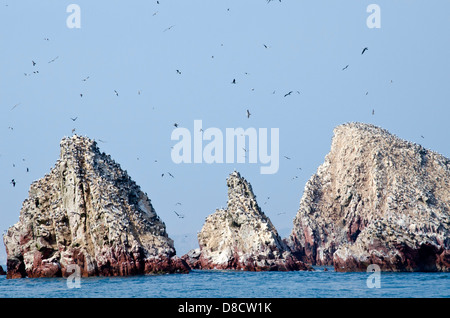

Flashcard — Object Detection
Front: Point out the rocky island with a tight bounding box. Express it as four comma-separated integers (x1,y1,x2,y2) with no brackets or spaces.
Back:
286,123,450,272
183,171,310,271
3,135,189,278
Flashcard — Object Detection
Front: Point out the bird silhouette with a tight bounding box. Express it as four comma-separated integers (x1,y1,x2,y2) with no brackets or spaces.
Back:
32,61,36,66
114,90,119,96
10,179,16,187
174,211,184,218
361,47,368,55
342,65,349,71
48,56,59,63
70,117,78,121
10,103,21,111
247,109,251,118
231,79,236,84
284,91,293,97
176,70,181,74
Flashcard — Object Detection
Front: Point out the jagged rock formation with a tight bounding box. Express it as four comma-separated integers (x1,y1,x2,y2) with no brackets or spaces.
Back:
183,171,310,271
286,123,450,272
3,135,189,278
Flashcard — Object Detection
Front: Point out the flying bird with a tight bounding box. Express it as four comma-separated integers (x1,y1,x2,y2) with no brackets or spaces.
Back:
82,76,89,81
342,65,349,71
231,79,236,84
114,90,119,96
10,103,21,111
10,179,16,187
361,47,368,55
32,61,36,66
48,56,59,63
163,25,175,32
70,117,78,121
247,109,251,118
176,70,181,74
173,211,184,219
372,109,375,115
168,172,175,178
284,156,291,160
174,123,179,128
284,91,293,97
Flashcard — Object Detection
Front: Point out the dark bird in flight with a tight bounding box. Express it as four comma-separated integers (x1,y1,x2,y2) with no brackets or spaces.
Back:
32,61,36,66
361,47,368,55
168,172,174,178
163,25,175,32
80,94,83,97
10,103,21,111
11,179,16,187
176,70,181,74
82,76,89,81
231,79,236,84
342,65,349,71
48,56,59,63
263,44,269,49
284,91,293,97
174,211,184,219
284,156,291,160
114,90,119,96
174,123,179,128
247,109,251,118
372,109,375,115
421,135,425,139
70,117,78,121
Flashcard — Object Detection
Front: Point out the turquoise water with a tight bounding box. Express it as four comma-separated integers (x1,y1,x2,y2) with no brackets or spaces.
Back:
1,267,449,298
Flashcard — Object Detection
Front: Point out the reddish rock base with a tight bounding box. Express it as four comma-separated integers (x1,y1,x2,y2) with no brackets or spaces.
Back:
333,243,450,272
183,249,313,272
6,248,190,279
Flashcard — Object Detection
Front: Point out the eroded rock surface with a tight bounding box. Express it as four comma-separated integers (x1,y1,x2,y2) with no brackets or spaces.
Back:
183,172,310,271
3,135,189,278
286,123,450,272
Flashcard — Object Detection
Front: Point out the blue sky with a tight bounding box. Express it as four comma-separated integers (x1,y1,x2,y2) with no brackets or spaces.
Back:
1,1,449,263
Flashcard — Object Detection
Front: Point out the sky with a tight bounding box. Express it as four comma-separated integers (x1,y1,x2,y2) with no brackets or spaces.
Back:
1,1,449,264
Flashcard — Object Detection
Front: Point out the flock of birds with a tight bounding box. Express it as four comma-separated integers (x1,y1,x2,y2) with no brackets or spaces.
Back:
4,1,402,227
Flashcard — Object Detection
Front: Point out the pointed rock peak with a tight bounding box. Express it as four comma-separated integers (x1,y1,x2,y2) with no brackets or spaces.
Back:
226,170,257,203
4,135,189,278
182,171,310,271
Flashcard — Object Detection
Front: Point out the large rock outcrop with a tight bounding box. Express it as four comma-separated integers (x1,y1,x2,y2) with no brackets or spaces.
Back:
286,123,450,272
3,135,189,278
183,171,310,271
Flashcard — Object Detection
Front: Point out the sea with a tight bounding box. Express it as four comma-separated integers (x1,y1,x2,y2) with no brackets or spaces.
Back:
1,266,449,298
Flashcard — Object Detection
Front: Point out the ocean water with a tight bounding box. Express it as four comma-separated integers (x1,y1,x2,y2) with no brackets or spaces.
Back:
1,266,449,298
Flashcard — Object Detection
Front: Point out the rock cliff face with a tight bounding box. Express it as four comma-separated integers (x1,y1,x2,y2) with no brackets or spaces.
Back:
286,123,450,272
183,171,310,271
3,135,189,278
